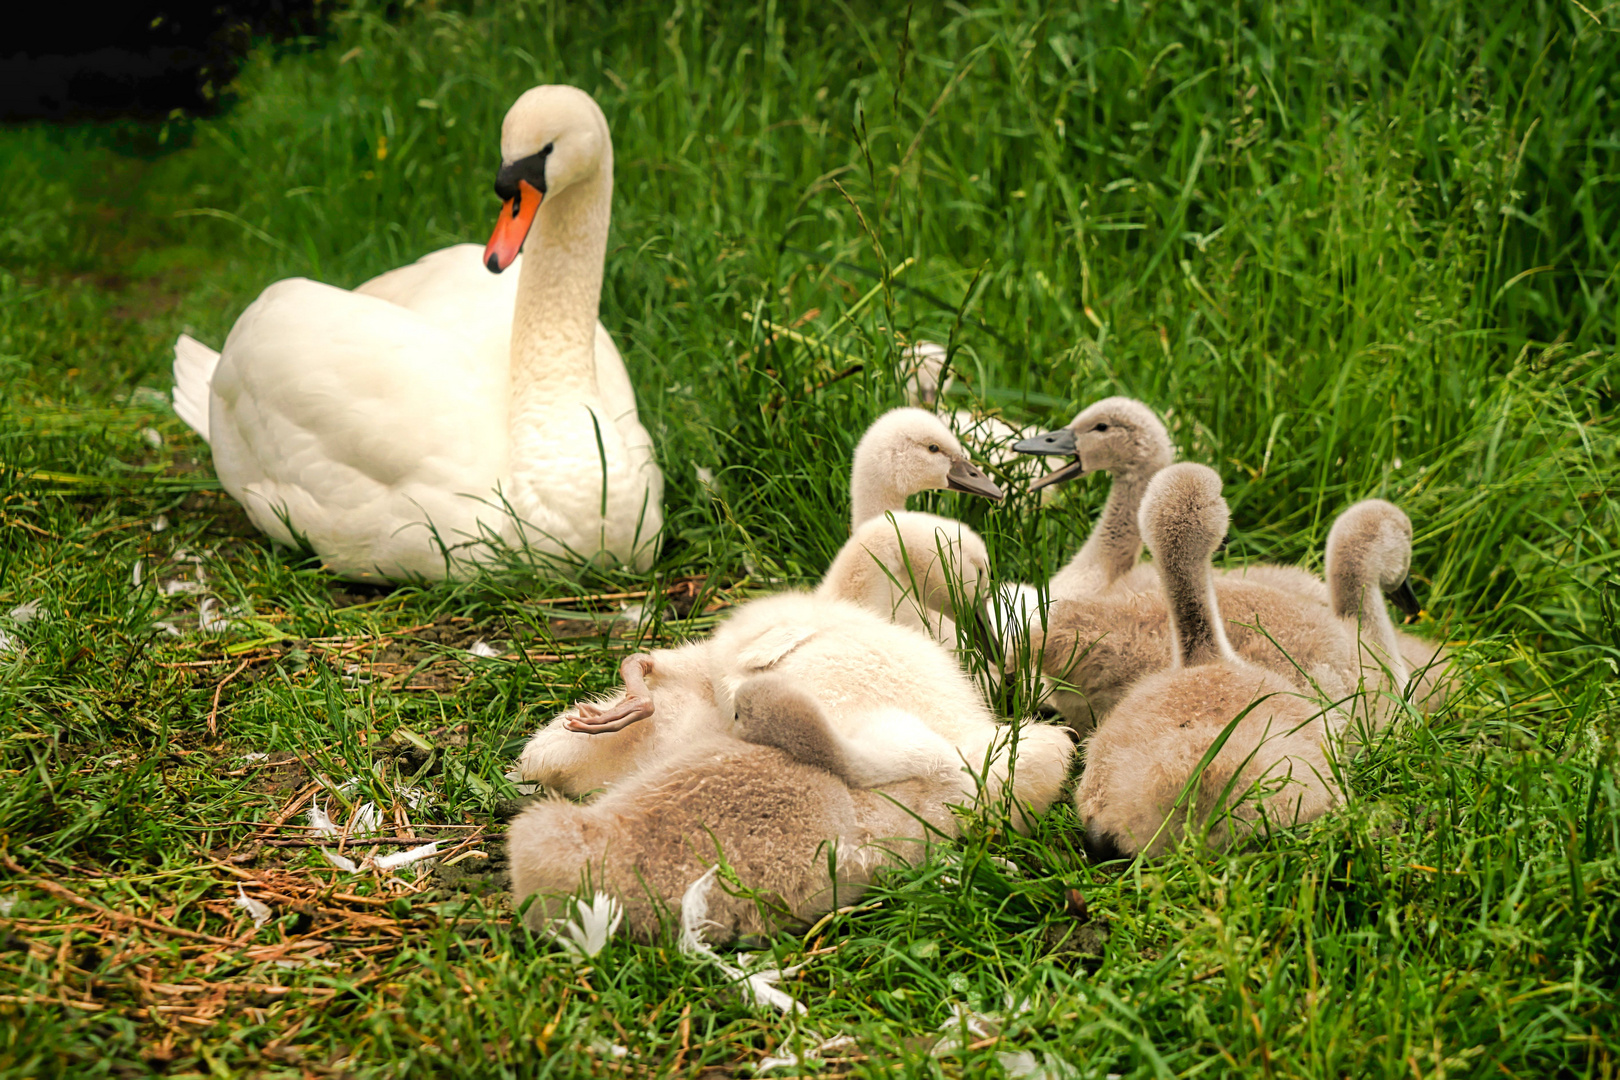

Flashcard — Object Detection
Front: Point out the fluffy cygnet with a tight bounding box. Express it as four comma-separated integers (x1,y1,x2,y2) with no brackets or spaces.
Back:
849,406,1003,532
1013,397,1175,596
515,592,1075,828
508,673,965,943
1325,499,1426,738
1013,397,1331,603
1075,464,1343,860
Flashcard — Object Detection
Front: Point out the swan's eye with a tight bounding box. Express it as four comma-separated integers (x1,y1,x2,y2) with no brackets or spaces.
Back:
928,443,941,453
1093,423,1110,432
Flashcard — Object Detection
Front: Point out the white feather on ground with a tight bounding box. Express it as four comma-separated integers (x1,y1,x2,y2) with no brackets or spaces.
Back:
307,802,337,838
320,849,358,873
235,884,272,928
348,802,383,836
199,598,233,634
678,868,807,1015
373,841,439,872
552,893,623,958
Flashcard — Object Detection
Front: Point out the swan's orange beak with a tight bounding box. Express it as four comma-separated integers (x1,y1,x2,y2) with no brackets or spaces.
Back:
484,179,542,273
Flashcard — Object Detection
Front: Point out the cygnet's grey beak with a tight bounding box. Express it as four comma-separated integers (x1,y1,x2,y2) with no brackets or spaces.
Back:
1013,428,1076,456
1387,577,1423,618
1015,428,1086,491
946,458,1005,502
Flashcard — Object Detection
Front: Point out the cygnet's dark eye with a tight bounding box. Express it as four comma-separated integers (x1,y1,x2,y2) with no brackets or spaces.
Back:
1093,423,1110,432
928,443,941,453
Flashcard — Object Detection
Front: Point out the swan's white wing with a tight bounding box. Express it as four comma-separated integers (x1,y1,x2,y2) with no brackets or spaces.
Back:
356,244,647,435
355,243,522,328
208,278,509,580
352,245,662,571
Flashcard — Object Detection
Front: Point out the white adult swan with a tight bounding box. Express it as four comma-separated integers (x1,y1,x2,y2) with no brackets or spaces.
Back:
169,85,663,582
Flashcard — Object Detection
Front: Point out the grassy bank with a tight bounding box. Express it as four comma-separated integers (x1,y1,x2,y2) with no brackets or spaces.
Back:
1,0,1617,1076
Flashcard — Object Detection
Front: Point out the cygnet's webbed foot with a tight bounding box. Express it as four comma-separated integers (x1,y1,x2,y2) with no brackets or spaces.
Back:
564,653,656,734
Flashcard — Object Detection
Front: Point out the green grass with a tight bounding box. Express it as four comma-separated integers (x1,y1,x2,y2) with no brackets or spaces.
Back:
1,0,1618,1075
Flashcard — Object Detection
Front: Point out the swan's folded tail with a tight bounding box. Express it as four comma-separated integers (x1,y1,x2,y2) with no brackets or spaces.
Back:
172,333,220,443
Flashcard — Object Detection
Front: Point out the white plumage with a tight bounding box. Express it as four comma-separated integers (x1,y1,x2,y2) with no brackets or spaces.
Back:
170,85,662,582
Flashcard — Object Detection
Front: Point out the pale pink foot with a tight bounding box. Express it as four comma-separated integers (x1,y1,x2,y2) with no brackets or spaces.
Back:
565,654,656,734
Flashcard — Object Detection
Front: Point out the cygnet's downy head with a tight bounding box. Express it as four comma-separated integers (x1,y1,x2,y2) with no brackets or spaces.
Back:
853,408,1004,503
900,341,956,407
1137,462,1229,570
1013,397,1173,491
1326,499,1422,618
485,85,612,272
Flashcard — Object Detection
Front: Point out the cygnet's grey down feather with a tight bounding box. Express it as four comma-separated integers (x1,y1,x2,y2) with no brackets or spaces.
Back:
507,673,964,943
1075,464,1342,860
1037,577,1361,735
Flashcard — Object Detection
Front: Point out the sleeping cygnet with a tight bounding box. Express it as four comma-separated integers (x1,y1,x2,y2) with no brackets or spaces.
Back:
706,593,1076,826
507,673,967,943
514,593,1075,828
1075,464,1344,861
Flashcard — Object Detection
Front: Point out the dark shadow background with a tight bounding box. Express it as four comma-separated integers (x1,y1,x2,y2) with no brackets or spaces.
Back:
1,2,328,121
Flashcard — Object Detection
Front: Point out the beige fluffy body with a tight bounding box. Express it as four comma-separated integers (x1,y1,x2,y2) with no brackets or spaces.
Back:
508,674,965,942
1075,463,1343,860
1036,576,1360,735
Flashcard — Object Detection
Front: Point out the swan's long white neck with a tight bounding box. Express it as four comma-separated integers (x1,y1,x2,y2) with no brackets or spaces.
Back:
508,154,611,413
1051,468,1152,595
